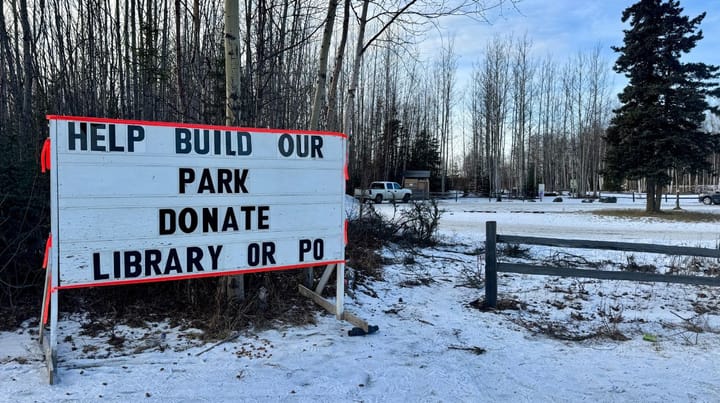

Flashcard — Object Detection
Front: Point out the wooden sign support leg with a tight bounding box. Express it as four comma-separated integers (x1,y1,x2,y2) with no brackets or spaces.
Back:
39,262,58,384
314,264,336,294
335,263,344,320
48,280,58,383
299,263,371,333
38,269,50,345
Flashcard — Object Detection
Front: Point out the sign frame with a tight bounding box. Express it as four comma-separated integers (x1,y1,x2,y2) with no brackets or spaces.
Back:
41,115,349,384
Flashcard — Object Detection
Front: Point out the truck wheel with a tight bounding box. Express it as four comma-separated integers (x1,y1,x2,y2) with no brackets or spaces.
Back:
402,194,410,203
702,196,712,205
374,194,383,204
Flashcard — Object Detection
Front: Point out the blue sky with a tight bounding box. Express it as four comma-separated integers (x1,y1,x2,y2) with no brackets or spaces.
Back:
421,0,720,96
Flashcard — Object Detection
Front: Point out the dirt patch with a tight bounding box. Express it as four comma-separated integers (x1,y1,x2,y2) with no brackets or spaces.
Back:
468,297,527,312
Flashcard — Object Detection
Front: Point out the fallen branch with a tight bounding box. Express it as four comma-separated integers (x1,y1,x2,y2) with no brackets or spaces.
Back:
414,252,471,263
448,345,486,355
195,331,240,356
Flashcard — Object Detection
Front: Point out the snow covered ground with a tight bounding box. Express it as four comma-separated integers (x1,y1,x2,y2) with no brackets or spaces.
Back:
2,195,720,402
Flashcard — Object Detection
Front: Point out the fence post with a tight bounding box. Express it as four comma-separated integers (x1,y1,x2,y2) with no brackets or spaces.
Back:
485,221,498,308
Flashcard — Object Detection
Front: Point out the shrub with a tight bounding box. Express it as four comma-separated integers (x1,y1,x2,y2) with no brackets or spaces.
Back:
345,200,443,279
397,199,442,246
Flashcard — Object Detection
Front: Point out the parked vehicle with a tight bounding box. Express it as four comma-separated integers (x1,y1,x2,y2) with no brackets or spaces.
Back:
699,192,720,205
354,181,412,203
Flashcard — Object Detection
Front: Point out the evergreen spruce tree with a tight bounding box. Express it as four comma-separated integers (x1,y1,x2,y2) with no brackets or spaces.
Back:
605,0,720,212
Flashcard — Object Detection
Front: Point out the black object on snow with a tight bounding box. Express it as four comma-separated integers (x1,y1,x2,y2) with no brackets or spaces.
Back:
348,325,379,337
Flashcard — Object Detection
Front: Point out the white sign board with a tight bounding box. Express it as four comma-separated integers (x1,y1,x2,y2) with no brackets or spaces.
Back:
48,116,346,289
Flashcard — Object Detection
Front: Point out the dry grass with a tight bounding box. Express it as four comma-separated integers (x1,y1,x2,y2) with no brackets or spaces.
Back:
592,209,720,222
59,273,319,341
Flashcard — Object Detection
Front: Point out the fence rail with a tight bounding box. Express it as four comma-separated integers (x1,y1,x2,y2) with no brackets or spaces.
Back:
484,221,720,308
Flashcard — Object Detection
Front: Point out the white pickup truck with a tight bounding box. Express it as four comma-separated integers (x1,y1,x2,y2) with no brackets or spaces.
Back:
354,181,412,203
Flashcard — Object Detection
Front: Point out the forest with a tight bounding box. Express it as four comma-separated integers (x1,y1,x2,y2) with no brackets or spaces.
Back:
1,1,719,310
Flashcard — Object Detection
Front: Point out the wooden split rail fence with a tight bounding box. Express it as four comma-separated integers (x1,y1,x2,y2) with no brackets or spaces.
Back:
484,221,720,308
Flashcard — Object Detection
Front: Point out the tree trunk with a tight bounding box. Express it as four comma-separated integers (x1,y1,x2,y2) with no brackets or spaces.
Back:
175,0,185,120
309,0,338,130
224,0,241,126
654,183,663,212
243,0,253,125
342,0,369,137
18,0,33,139
224,0,244,301
305,0,339,287
326,0,350,132
645,178,664,212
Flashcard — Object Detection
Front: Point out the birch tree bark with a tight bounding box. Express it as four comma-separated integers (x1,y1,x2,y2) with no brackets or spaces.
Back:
309,0,338,130
224,0,244,301
326,0,350,132
342,0,369,137
224,0,242,127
